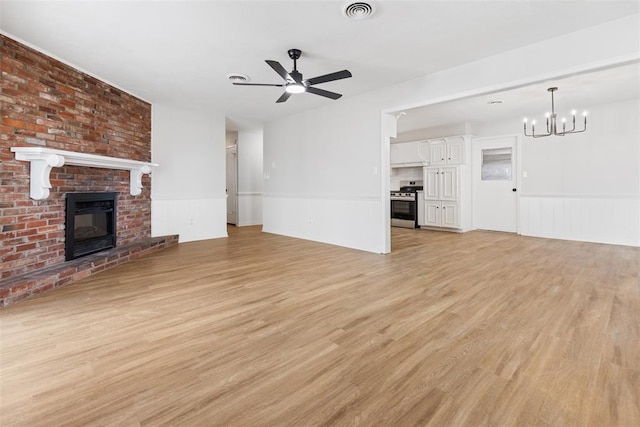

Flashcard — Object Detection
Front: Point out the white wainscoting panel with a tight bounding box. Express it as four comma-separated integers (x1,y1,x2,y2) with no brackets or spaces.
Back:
520,195,639,247
237,193,263,226
152,196,228,243
262,195,384,253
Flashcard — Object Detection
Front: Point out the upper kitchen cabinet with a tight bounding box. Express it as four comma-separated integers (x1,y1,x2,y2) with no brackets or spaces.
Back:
391,135,471,168
427,136,468,166
390,140,428,167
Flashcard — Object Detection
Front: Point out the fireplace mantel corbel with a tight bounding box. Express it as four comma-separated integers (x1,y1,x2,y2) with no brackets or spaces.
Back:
11,147,159,200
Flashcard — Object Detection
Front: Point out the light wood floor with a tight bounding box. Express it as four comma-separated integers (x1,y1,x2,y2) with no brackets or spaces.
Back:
1,226,638,426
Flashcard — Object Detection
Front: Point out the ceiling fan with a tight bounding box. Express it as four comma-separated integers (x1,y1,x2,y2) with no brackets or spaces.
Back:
233,49,352,103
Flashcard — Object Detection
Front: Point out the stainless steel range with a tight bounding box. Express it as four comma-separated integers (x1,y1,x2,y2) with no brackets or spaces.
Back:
391,180,423,228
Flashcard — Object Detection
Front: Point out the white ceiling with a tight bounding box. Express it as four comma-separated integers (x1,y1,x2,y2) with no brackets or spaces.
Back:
1,1,638,131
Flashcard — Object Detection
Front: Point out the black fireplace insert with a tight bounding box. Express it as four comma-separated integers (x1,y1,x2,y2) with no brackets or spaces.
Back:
65,192,117,261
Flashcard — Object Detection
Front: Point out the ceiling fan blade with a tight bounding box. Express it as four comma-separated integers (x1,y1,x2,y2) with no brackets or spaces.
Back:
233,82,284,87
266,60,292,81
276,92,292,103
306,86,342,100
306,70,352,86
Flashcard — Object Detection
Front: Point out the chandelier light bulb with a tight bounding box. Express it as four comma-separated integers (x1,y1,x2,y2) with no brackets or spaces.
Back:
583,111,588,117
545,112,550,118
531,120,536,125
562,117,566,123
571,110,577,116
523,117,528,123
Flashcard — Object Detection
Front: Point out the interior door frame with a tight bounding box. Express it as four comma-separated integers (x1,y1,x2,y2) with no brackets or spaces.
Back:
225,145,238,225
471,133,522,234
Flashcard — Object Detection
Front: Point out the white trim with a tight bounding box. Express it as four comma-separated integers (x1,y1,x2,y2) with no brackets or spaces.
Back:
520,194,639,200
11,146,157,200
152,194,227,201
236,221,263,227
263,193,381,202
381,112,395,254
237,192,262,197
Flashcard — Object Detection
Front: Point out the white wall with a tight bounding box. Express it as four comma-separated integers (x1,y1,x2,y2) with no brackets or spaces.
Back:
151,103,227,242
263,15,640,253
390,167,423,191
263,97,385,252
472,98,639,196
236,129,263,226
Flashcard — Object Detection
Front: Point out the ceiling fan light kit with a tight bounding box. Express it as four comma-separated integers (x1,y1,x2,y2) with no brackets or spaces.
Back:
523,87,588,138
232,48,352,103
285,83,306,94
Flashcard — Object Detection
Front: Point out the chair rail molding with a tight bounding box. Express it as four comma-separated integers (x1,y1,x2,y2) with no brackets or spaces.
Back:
11,147,159,200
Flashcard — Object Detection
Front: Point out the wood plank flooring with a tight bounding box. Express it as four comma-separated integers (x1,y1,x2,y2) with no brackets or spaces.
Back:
1,226,638,426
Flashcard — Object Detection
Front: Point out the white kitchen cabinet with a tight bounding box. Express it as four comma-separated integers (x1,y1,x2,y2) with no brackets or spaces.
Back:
422,164,468,230
423,201,460,228
441,202,460,227
428,140,446,166
424,201,441,227
418,135,472,232
390,140,427,167
440,167,458,200
427,136,466,166
424,168,439,199
424,166,458,201
446,139,464,164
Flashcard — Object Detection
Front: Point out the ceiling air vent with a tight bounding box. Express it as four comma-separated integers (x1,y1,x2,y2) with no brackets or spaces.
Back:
342,1,376,20
226,73,250,83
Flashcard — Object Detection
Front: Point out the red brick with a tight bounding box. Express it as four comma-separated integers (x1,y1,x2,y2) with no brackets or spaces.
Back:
16,243,37,252
2,117,25,128
26,220,47,228
2,253,25,262
30,283,54,296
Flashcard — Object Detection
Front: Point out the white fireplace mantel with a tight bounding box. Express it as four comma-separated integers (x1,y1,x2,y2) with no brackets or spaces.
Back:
11,147,159,200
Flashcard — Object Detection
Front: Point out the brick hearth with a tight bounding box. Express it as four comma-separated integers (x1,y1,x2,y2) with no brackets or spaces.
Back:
0,235,178,307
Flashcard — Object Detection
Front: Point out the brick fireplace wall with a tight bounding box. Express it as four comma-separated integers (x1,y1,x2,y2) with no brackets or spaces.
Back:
1,34,153,280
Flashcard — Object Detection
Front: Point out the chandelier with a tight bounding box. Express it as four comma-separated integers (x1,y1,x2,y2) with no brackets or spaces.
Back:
523,87,587,138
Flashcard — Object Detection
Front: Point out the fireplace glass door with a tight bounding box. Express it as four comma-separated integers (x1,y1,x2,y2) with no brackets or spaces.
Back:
65,193,117,260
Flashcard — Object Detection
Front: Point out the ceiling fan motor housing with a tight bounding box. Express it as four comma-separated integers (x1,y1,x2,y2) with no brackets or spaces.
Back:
288,49,302,60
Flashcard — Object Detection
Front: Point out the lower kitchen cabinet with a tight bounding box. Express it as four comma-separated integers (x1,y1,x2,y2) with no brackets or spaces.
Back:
424,201,460,228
